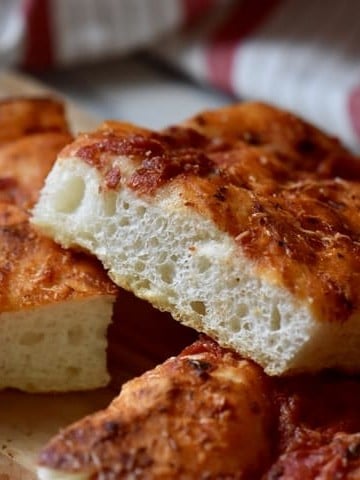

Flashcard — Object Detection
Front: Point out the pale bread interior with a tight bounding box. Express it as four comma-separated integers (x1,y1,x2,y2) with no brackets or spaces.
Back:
32,158,360,376
37,468,88,480
0,296,114,392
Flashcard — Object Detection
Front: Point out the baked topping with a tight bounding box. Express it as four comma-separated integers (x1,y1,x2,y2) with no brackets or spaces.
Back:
69,103,360,323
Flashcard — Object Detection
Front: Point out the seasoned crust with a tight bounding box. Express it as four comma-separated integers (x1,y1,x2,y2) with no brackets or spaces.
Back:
38,337,275,479
61,103,360,324
0,132,72,208
0,98,117,311
0,97,69,146
38,337,360,479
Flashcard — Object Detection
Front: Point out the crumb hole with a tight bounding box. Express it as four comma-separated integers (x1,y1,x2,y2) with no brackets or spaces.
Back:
154,217,165,230
134,261,145,273
270,305,281,331
19,331,44,346
237,303,249,317
137,279,151,290
229,317,241,332
190,301,206,316
119,216,130,227
197,256,211,273
53,176,85,213
159,263,175,284
106,223,117,237
136,205,146,217
67,325,84,345
149,237,159,248
103,192,117,216
123,201,130,210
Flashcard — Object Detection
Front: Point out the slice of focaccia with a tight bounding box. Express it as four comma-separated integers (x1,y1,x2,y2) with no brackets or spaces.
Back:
37,337,360,480
37,337,275,480
0,98,117,392
32,102,360,375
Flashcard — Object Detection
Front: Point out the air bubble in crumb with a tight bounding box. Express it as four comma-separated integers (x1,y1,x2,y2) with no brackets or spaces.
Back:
119,217,130,227
237,303,249,317
136,205,146,217
137,279,151,290
103,192,117,216
229,317,241,332
197,256,211,273
270,305,281,331
159,263,175,284
53,176,85,213
190,301,206,316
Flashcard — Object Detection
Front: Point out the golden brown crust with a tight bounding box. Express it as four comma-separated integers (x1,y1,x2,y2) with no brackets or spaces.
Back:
64,102,360,323
38,337,360,479
0,98,117,311
0,132,72,208
0,97,69,146
38,337,275,479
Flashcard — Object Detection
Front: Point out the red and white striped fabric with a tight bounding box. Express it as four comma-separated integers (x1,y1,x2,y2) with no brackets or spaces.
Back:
1,0,359,150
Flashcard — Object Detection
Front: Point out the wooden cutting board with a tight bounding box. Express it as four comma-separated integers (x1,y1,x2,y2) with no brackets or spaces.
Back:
0,72,197,480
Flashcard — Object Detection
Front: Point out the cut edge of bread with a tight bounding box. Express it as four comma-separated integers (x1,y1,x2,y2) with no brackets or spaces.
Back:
32,158,360,376
37,468,89,480
0,295,114,392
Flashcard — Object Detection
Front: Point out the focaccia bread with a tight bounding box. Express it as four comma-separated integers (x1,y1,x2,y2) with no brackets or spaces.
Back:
38,337,274,480
0,98,117,392
32,102,360,375
37,337,360,480
0,97,69,146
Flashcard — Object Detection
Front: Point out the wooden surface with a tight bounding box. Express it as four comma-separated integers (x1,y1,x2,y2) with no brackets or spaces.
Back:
0,72,197,479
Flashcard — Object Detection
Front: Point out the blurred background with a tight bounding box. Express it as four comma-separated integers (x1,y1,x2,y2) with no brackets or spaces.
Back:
0,0,359,149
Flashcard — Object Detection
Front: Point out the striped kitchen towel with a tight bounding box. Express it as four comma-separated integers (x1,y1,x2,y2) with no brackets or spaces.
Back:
1,0,359,149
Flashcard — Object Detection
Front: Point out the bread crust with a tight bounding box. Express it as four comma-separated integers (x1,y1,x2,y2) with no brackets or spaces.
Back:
38,337,275,479
0,97,69,146
38,337,360,479
0,98,117,310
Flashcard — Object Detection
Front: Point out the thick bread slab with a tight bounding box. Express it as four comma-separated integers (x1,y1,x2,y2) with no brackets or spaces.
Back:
0,98,117,392
37,337,274,479
32,102,360,375
37,337,360,479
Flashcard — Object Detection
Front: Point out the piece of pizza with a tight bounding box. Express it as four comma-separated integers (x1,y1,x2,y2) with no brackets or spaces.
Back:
0,98,117,392
33,102,360,375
